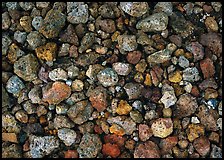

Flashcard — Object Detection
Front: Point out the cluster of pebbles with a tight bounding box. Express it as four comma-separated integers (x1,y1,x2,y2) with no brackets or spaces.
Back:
2,2,222,158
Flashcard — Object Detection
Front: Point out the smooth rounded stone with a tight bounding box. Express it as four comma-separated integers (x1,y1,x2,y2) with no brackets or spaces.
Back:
97,68,118,87
49,68,68,81
42,81,71,105
89,86,108,112
138,124,153,142
29,135,59,158
130,110,143,123
211,2,222,12
2,12,11,30
210,144,222,158
20,16,32,32
174,93,198,118
159,136,178,155
6,75,25,96
53,115,75,129
14,54,39,81
147,49,172,64
205,16,218,32
59,24,79,45
19,2,34,11
107,116,136,135
117,35,137,52
32,16,43,31
134,140,160,158
160,84,177,108
120,2,148,17
36,2,50,8
22,100,36,114
136,12,168,32
2,113,21,133
124,83,144,100
193,136,210,157
154,2,173,16
78,32,95,53
39,9,66,38
67,65,79,79
67,2,89,24
196,104,218,131
112,62,132,76
2,85,9,107
26,31,46,50
67,100,93,125
126,51,142,64
199,32,222,57
98,4,115,18
28,85,42,104
14,31,27,44
72,79,84,92
6,2,19,10
15,110,28,123
2,143,22,158
151,118,173,138
2,33,12,56
178,56,189,68
57,128,77,146
183,67,200,82
200,57,215,79
7,43,25,63
186,42,204,62
77,133,102,158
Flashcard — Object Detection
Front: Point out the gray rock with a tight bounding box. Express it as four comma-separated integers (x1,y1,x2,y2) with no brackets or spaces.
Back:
53,115,75,129
2,113,21,133
210,144,222,158
26,31,46,50
2,33,12,56
160,83,177,108
67,65,79,79
78,32,95,53
2,85,9,107
211,2,222,12
49,68,68,81
2,12,11,30
19,2,34,11
23,100,36,114
28,85,42,104
32,16,43,31
99,4,115,18
67,2,89,24
186,42,204,62
6,75,25,96
112,62,132,76
67,100,93,125
66,92,86,105
120,2,149,17
56,104,69,114
178,56,189,68
97,68,119,87
6,2,19,10
14,31,27,44
36,2,50,8
147,49,172,64
57,128,77,146
14,54,39,81
124,83,143,100
136,12,168,32
117,35,137,52
154,2,173,16
29,135,59,158
86,64,104,81
183,67,200,82
77,133,102,158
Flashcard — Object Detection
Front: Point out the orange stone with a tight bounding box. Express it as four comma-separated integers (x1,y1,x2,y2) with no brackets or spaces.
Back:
35,42,57,61
116,100,132,115
104,134,126,148
144,73,152,86
64,150,78,158
42,81,71,105
109,124,125,136
2,133,18,143
102,143,120,158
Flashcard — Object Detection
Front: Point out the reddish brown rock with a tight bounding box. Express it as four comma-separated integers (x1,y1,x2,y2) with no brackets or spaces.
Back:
193,136,210,157
94,125,103,134
102,143,120,158
126,51,142,64
59,24,79,45
89,86,108,112
150,87,162,103
200,57,215,79
64,150,79,158
159,136,178,155
96,19,116,33
191,85,200,97
42,81,71,105
134,140,160,158
104,134,126,148
138,124,153,142
150,65,163,86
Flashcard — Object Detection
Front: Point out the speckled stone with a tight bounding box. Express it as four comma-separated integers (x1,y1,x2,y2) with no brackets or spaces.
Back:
120,2,149,17
97,68,118,87
6,75,25,96
151,118,173,138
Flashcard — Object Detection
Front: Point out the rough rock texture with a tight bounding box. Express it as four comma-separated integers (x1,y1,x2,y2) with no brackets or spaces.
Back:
151,118,173,138
97,68,119,87
120,2,149,17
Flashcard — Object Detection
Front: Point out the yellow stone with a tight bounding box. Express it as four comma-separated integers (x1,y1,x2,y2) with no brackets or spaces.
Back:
116,100,132,115
163,108,172,118
187,124,205,142
173,84,185,96
205,16,218,32
124,18,129,25
109,123,125,136
168,70,182,83
2,133,18,143
111,31,120,42
134,72,144,83
174,49,184,57
184,52,193,60
35,42,57,61
144,73,152,86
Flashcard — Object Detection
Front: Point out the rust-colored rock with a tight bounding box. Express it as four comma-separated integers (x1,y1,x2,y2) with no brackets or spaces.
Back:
193,136,210,157
102,143,120,158
159,136,178,155
200,57,215,79
64,150,79,158
109,124,125,136
35,42,57,61
116,100,132,115
138,124,153,142
126,51,142,64
42,81,71,105
104,134,126,148
2,133,18,143
186,124,205,142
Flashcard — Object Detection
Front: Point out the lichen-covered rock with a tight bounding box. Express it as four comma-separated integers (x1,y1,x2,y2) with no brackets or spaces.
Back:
20,16,32,32
97,68,118,87
77,133,102,158
53,115,75,129
14,54,39,81
2,143,22,158
86,64,104,81
154,2,173,16
134,140,160,158
35,42,57,61
39,9,66,38
7,43,25,63
2,33,12,56
151,118,173,138
78,32,95,53
120,2,149,17
136,12,168,32
147,49,172,64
